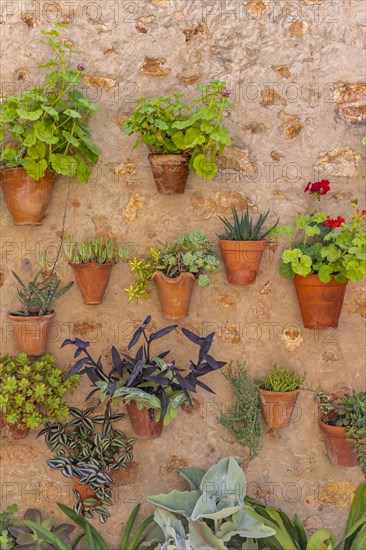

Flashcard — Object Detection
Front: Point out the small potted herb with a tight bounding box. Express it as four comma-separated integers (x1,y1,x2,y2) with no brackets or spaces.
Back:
317,389,366,470
39,406,136,523
62,316,227,439
63,235,130,305
258,364,306,429
0,24,100,225
0,353,79,440
217,206,278,285
123,81,233,193
7,254,73,355
278,181,366,329
125,231,221,319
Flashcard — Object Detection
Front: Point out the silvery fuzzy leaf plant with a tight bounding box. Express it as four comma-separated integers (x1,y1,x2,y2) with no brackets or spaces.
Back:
146,457,275,550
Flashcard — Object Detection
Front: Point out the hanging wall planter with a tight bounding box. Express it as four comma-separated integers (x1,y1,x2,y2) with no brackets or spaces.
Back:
0,413,29,440
71,263,115,305
126,401,164,440
151,271,196,319
319,421,358,467
259,388,300,429
148,154,190,194
7,312,55,356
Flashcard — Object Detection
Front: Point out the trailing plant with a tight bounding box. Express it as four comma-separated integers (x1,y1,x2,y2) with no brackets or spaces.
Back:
146,456,275,549
217,206,278,241
0,24,100,182
277,181,366,282
0,353,79,429
63,234,130,264
8,508,75,549
0,505,17,550
124,80,233,180
10,252,73,316
39,406,136,523
125,231,221,303
317,389,366,474
219,362,263,459
246,480,366,550
260,364,306,392
62,316,226,427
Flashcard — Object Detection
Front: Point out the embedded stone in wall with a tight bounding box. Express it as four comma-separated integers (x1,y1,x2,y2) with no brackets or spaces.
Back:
183,23,208,43
191,191,257,220
280,326,303,350
244,0,267,18
122,194,146,221
271,151,285,161
135,21,148,33
278,110,304,139
322,348,340,362
84,76,117,90
159,455,189,476
246,122,268,133
315,146,360,177
216,146,256,173
334,82,366,124
261,87,287,107
289,21,308,37
0,272,4,287
177,73,201,85
92,215,113,235
141,57,171,77
114,162,137,177
318,481,356,509
22,14,39,27
215,288,238,308
272,65,292,79
151,0,168,6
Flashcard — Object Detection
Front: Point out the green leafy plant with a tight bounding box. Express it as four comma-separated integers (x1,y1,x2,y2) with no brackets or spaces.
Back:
125,231,221,303
277,181,366,283
0,505,17,550
219,362,263,459
0,24,100,182
39,406,136,523
124,80,233,180
8,508,74,549
246,480,366,549
146,456,275,549
0,353,79,429
317,389,366,474
217,206,278,241
260,364,306,392
63,234,130,264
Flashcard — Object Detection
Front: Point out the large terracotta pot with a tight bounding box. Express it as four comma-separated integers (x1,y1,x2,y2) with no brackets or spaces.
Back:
126,400,163,439
219,240,268,285
0,167,55,225
0,413,29,440
72,477,98,502
293,275,348,330
259,388,300,429
71,262,115,305
319,421,358,467
152,271,196,319
7,312,55,356
148,154,190,194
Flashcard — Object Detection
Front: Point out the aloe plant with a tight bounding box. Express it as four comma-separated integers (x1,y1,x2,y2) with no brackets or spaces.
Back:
217,206,278,241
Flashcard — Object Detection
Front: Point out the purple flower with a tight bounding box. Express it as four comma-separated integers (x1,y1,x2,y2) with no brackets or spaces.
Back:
221,89,231,97
77,63,86,71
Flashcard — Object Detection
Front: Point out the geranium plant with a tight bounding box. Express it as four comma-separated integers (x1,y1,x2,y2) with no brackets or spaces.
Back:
0,23,100,182
278,181,366,283
0,353,79,429
124,80,233,180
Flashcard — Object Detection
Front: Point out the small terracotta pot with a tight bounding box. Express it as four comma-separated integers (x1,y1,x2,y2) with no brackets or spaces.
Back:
126,400,163,439
148,154,190,194
71,262,115,305
319,421,358,467
0,167,55,225
219,240,268,285
72,477,98,502
7,312,55,356
152,271,196,319
293,275,348,330
0,413,29,440
259,388,300,429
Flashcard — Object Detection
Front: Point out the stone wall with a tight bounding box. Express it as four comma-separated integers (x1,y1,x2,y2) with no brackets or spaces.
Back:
0,0,365,545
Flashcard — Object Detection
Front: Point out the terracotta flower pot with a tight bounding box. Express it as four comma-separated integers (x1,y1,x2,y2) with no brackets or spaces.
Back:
259,388,300,429
72,477,98,502
319,421,358,467
148,154,190,194
0,413,29,440
152,271,196,319
7,312,55,356
219,240,268,285
71,262,115,305
126,400,163,439
293,275,348,330
0,167,56,225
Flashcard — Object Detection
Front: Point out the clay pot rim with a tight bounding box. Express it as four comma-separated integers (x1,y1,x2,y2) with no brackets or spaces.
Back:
70,261,116,267
0,167,57,180
294,274,348,286
151,271,196,284
7,311,56,320
219,239,269,247
319,420,349,434
259,388,300,396
148,153,191,160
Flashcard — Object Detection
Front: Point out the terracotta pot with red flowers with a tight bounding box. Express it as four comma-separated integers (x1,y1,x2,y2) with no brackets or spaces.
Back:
217,206,278,285
316,389,365,471
278,180,365,329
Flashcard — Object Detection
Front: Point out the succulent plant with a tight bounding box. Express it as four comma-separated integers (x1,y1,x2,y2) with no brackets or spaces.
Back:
217,206,278,241
260,364,306,392
8,509,74,549
63,235,130,265
0,504,18,550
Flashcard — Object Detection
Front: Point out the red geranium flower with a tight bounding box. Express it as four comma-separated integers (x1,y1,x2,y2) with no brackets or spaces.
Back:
324,216,345,228
304,180,330,196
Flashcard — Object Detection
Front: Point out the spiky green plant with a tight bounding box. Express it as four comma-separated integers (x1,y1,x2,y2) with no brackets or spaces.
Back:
217,206,278,241
260,364,306,392
63,235,130,265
